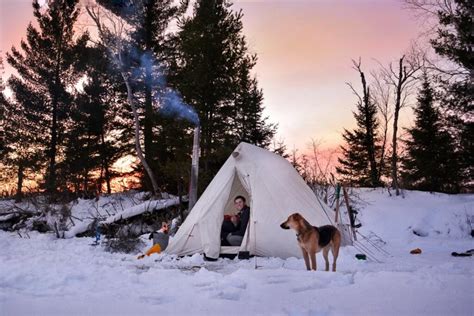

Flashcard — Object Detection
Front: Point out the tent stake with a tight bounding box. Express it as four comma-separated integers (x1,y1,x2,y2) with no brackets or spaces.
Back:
342,186,357,241
254,220,258,269
335,183,341,223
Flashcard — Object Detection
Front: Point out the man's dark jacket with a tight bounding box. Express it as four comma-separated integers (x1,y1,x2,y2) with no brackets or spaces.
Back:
232,206,250,237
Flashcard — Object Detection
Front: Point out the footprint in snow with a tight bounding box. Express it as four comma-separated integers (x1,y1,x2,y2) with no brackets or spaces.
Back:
139,295,173,305
228,279,247,289
194,281,214,288
214,289,241,301
291,274,355,292
291,284,323,293
133,265,151,274
266,276,290,284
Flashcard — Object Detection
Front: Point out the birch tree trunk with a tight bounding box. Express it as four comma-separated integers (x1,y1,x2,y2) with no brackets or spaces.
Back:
379,50,422,195
120,68,160,196
86,6,161,196
390,57,404,196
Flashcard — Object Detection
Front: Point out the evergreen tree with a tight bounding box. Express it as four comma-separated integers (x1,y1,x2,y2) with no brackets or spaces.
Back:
96,0,188,192
6,0,89,194
430,0,473,189
0,53,5,157
233,55,276,148
62,45,133,195
172,0,275,188
401,75,460,193
1,54,43,199
270,138,289,159
431,0,473,75
1,97,43,200
337,64,381,187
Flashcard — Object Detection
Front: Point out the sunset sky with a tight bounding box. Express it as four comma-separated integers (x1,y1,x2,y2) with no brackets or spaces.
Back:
0,0,423,152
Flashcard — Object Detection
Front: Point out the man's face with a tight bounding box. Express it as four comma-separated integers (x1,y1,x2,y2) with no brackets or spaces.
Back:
234,198,245,211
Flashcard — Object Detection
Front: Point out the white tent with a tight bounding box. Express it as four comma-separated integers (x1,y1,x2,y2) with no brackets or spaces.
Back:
165,142,339,259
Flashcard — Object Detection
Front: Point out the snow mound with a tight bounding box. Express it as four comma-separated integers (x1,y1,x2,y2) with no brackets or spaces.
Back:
356,189,474,240
411,207,473,238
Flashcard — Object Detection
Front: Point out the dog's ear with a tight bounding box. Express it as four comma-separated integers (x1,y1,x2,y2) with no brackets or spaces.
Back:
292,213,302,220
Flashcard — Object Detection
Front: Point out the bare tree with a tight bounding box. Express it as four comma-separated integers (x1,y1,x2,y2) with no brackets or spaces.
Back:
371,70,394,180
403,0,456,17
402,0,455,32
378,49,423,195
403,0,469,78
345,59,380,187
290,146,301,172
270,137,289,158
303,139,339,203
85,4,160,196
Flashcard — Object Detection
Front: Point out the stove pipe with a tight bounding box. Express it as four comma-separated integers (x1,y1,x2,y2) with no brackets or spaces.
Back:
188,125,200,211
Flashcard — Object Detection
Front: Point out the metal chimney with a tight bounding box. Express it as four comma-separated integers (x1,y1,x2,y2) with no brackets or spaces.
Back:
188,125,200,211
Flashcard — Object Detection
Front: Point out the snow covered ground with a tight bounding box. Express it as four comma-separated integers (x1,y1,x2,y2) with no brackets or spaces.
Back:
1,189,473,316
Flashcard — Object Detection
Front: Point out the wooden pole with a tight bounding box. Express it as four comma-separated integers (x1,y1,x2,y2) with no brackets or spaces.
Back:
334,184,341,223
254,220,258,269
342,186,357,241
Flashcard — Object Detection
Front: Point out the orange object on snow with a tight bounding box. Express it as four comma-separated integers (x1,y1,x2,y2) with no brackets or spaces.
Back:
410,248,422,254
137,244,162,259
137,222,170,260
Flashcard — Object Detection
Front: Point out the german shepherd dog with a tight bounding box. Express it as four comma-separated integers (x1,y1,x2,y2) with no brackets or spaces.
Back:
280,213,341,271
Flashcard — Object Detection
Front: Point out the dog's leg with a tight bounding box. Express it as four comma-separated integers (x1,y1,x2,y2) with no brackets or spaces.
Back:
331,232,341,272
301,248,310,270
309,251,317,271
323,246,330,271
331,246,339,272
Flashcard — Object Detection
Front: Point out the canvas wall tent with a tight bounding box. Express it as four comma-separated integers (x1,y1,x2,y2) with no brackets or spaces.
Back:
166,142,349,259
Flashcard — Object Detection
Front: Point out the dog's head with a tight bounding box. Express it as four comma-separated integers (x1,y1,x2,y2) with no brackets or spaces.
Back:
280,213,305,231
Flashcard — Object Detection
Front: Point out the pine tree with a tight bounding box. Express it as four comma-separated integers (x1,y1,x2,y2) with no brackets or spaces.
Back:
6,0,89,194
233,55,276,148
430,0,473,189
96,0,188,192
172,0,275,188
1,54,42,199
1,96,43,200
0,53,5,157
62,45,133,195
337,63,381,187
431,0,473,75
173,0,242,179
401,74,460,193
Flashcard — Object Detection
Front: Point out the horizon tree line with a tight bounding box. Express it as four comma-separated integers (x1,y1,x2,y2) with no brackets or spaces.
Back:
0,0,276,200
335,0,472,194
0,0,471,200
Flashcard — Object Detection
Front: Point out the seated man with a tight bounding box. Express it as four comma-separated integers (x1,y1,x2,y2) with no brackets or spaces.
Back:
220,195,250,246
